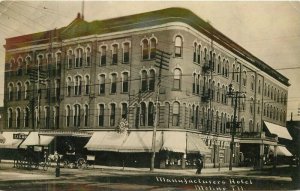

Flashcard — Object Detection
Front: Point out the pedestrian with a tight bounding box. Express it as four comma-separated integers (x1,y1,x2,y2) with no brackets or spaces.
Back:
196,157,203,174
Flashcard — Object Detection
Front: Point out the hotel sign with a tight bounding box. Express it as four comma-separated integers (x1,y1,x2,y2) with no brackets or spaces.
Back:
13,133,27,140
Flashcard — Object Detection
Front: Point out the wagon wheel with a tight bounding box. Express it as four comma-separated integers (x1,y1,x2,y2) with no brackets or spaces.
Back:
63,159,69,168
77,158,86,169
42,161,49,171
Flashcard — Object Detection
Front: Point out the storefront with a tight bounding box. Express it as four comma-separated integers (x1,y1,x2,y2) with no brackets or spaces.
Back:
85,130,210,169
0,132,29,160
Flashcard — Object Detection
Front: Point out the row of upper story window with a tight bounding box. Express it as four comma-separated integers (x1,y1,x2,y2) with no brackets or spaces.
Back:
6,106,59,129
192,74,287,108
263,103,286,123
5,34,181,73
6,79,60,101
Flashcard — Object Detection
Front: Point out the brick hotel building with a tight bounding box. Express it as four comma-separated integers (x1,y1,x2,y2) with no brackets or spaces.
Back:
0,8,292,169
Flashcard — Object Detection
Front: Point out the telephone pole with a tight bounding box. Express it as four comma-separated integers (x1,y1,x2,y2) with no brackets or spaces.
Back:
226,84,245,170
150,49,170,171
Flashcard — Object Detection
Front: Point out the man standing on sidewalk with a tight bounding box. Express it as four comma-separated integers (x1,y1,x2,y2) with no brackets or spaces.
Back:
196,157,203,174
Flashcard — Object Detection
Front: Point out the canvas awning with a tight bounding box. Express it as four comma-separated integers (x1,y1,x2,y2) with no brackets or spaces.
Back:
187,133,210,155
120,131,162,152
84,131,127,152
0,132,29,149
270,145,292,156
19,132,54,148
161,131,186,153
264,121,292,140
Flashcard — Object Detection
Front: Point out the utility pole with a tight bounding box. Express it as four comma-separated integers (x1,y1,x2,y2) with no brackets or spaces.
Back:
227,84,245,170
150,49,170,171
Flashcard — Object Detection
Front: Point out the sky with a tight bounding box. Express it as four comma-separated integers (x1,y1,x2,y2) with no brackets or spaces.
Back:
0,1,300,120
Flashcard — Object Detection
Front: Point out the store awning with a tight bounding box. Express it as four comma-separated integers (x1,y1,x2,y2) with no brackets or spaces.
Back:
161,131,186,153
264,121,292,140
85,131,127,152
270,145,293,156
120,131,162,152
0,132,29,149
187,133,210,155
19,132,54,148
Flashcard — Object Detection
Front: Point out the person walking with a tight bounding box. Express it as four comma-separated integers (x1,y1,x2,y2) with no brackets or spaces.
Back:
196,157,203,174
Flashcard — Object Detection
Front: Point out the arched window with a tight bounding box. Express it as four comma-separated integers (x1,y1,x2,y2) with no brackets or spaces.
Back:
54,106,59,129
217,56,221,74
85,47,91,66
122,72,129,93
56,52,61,71
68,50,73,69
142,39,149,60
174,36,183,57
257,100,260,114
84,75,90,95
197,44,201,64
141,70,148,92
258,80,261,94
66,105,71,127
123,42,130,63
84,104,89,127
98,104,105,126
172,102,180,126
193,42,197,62
149,70,155,91
74,104,81,127
55,79,60,98
25,57,31,74
24,107,29,128
225,61,229,77
150,38,156,59
192,73,196,94
112,44,118,65
16,82,21,100
16,108,21,128
8,108,13,128
250,98,254,114
8,83,14,101
232,64,235,81
148,102,154,126
121,103,128,120
74,75,82,95
217,83,220,102
173,68,181,90
236,67,240,82
242,71,247,86
44,106,50,128
66,77,72,96
110,73,117,94
249,120,254,132
110,103,116,126
140,102,146,126
75,48,83,67
100,46,107,66
222,59,225,76
99,74,105,94
17,58,23,76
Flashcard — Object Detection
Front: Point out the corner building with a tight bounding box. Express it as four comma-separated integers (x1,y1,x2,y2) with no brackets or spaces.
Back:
1,8,291,169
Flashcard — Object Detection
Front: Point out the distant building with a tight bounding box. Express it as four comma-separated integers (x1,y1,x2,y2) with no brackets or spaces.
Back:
1,8,291,168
